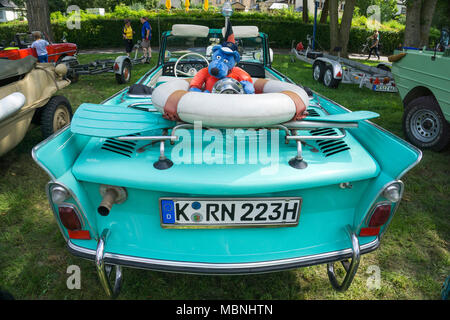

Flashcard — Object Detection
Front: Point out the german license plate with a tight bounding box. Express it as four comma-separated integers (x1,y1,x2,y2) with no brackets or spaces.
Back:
373,84,397,92
160,198,302,228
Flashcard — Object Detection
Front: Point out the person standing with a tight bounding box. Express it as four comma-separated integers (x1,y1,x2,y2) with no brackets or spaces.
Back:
367,30,380,60
123,19,134,57
140,17,152,64
31,31,49,63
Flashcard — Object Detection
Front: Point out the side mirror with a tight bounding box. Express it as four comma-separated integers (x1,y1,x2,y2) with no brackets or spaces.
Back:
269,48,274,64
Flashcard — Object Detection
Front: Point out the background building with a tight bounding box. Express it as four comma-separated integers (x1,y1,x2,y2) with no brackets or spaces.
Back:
0,0,23,23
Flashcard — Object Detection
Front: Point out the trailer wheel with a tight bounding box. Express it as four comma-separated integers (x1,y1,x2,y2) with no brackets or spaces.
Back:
116,60,132,84
312,61,325,83
403,96,449,151
323,66,340,88
40,95,73,138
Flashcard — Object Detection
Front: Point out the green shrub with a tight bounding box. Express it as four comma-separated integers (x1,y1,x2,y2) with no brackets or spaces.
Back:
0,7,439,54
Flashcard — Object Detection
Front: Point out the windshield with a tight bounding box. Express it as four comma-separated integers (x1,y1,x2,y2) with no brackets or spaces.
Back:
164,33,265,64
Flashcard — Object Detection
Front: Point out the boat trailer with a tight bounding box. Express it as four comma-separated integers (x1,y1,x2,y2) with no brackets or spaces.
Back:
291,38,398,93
58,41,146,85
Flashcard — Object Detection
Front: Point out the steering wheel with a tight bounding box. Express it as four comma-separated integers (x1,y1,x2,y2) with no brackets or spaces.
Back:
174,52,209,78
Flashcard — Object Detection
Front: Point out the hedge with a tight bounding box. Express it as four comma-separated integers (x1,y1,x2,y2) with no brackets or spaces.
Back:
0,13,438,55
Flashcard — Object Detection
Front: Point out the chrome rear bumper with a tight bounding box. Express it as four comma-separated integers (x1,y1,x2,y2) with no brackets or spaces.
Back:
68,226,378,297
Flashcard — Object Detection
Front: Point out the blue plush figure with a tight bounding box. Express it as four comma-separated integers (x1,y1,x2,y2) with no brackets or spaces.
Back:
189,22,255,94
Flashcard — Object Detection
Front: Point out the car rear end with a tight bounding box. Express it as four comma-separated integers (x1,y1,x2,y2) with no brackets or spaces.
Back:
32,91,421,296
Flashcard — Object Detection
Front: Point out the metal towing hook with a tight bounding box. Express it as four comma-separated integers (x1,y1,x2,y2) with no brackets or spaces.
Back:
95,229,123,298
326,225,361,291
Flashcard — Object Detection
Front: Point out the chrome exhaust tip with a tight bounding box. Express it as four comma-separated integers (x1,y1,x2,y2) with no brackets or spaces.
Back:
97,185,127,216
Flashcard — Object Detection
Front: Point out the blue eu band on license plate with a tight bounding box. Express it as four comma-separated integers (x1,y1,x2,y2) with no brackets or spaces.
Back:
160,198,302,228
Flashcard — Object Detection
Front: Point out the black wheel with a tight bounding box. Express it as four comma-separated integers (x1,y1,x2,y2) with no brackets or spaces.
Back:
40,95,73,138
312,60,325,83
115,60,132,84
402,96,450,151
323,66,341,88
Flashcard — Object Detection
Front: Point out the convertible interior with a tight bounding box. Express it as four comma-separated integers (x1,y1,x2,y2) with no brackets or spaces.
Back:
129,24,278,94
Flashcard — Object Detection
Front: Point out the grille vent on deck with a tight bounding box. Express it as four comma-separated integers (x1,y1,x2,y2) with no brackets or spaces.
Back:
101,137,137,157
307,108,320,117
309,128,351,157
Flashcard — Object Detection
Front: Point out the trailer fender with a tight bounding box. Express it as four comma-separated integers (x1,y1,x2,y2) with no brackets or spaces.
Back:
315,57,343,79
114,56,132,75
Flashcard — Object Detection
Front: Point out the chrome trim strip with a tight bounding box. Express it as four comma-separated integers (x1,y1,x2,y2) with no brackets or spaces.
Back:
48,50,77,57
66,237,379,274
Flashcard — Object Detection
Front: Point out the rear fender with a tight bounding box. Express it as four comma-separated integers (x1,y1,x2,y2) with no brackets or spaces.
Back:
316,95,422,235
315,57,343,79
114,56,131,75
32,126,98,239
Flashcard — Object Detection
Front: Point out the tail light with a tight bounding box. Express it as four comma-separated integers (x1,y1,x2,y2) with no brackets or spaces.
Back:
367,203,392,227
359,203,391,237
58,205,82,230
58,205,90,239
336,71,342,77
360,181,404,237
114,63,119,71
373,78,380,85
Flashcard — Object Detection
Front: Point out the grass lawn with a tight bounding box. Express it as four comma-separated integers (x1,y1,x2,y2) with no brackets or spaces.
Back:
0,53,448,300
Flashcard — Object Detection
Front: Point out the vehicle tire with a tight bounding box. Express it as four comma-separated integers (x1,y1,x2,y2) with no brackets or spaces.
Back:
402,96,450,151
312,61,325,83
40,95,73,138
116,60,132,84
323,66,341,88
376,63,391,72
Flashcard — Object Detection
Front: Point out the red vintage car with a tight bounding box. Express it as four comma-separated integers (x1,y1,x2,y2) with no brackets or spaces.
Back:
0,33,77,63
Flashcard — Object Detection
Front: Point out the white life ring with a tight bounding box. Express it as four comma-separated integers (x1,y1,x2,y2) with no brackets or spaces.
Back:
152,78,309,127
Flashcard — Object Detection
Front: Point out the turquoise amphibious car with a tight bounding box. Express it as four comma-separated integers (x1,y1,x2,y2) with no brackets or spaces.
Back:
32,22,421,297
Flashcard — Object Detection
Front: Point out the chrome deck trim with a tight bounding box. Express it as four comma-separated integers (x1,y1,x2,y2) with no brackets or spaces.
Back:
67,237,379,275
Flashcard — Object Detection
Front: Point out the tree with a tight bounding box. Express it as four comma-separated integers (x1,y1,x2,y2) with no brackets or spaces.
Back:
320,0,329,24
26,0,53,41
302,0,309,23
329,0,357,57
432,0,450,30
404,0,438,47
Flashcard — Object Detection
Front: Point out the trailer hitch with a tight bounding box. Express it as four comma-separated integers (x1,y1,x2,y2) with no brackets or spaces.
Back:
95,229,123,298
327,225,361,291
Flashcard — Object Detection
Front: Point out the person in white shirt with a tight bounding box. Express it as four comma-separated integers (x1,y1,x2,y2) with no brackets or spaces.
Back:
31,31,49,63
